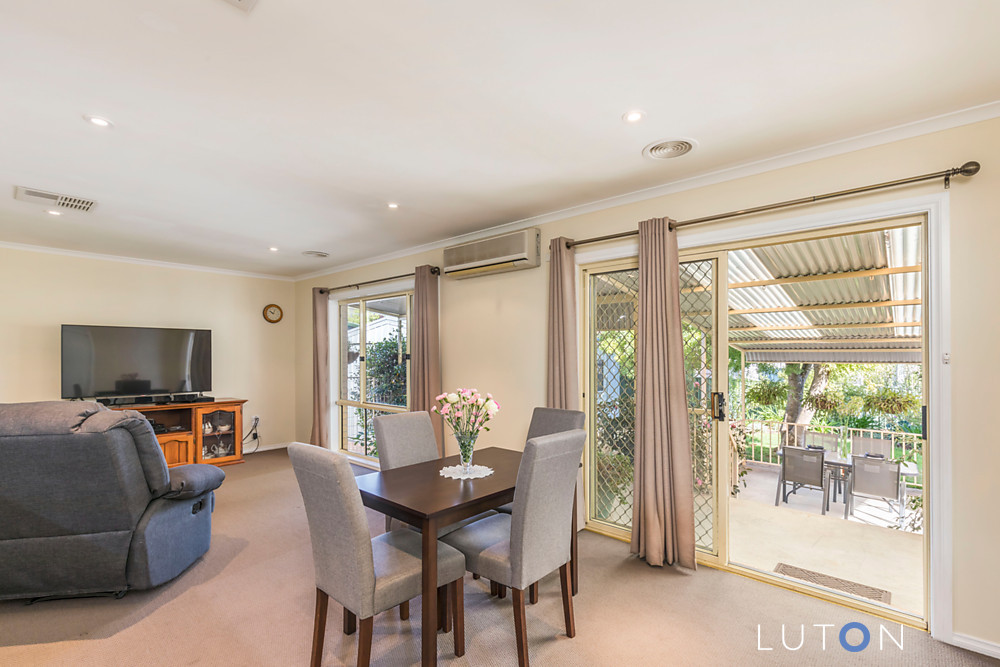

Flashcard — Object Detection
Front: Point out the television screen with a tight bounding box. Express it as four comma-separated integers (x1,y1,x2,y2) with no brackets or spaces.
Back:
61,325,212,399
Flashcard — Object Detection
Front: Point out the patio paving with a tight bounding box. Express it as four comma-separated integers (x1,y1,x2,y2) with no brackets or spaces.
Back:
729,462,924,617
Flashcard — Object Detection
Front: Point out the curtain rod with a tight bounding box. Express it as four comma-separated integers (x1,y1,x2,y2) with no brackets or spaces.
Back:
566,161,981,249
319,266,439,294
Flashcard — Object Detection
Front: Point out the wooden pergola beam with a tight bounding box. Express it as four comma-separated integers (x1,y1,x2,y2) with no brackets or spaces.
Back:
728,298,920,316
729,321,921,332
732,337,921,345
729,265,920,290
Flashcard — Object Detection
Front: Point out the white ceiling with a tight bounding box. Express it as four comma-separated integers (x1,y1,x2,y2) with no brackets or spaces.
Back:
1,0,998,278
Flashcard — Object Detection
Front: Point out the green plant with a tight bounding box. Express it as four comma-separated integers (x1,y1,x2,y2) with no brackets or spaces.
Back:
746,379,787,406
863,387,920,417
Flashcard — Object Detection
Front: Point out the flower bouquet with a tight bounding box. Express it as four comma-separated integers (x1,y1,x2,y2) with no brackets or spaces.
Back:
431,388,500,473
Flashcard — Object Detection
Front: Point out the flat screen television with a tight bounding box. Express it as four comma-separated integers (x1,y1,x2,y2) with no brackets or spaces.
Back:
61,325,212,399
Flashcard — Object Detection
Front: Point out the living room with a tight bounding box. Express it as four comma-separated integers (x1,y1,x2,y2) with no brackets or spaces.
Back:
2,1,999,665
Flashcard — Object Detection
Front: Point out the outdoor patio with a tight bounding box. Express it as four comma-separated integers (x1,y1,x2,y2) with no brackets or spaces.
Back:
730,461,924,617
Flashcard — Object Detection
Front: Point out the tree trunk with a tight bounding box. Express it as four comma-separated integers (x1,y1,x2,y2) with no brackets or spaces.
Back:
781,364,810,448
794,364,830,446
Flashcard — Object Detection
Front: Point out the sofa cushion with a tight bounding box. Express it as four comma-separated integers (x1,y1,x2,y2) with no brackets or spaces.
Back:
0,401,104,437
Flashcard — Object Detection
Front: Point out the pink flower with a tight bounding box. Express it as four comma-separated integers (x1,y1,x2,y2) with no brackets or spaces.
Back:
454,410,463,418
431,405,438,413
441,404,451,415
435,393,447,401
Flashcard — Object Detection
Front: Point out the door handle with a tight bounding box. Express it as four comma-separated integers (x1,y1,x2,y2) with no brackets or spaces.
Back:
711,392,726,421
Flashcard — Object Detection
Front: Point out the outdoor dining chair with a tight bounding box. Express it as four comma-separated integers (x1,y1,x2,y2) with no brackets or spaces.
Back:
287,443,467,666
850,434,893,459
847,455,906,523
775,446,830,514
806,431,845,499
441,429,586,667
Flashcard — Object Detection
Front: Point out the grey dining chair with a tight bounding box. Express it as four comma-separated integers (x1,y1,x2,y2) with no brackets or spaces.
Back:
494,407,585,602
441,429,587,667
848,455,905,522
287,443,467,667
850,434,893,459
373,411,496,535
775,446,830,514
806,431,844,499
496,407,585,515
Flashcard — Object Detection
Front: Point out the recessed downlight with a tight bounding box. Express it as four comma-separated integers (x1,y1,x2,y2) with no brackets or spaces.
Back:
387,202,399,209
46,210,62,216
302,250,330,258
269,247,279,252
622,110,645,123
642,139,696,160
83,115,114,128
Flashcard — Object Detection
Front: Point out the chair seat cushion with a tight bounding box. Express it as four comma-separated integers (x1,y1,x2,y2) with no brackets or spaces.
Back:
371,529,466,614
440,513,513,587
495,502,513,514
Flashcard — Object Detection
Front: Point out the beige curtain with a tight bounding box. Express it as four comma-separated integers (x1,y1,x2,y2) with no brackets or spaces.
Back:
546,237,579,409
310,287,331,448
546,237,585,529
630,218,697,569
411,265,443,455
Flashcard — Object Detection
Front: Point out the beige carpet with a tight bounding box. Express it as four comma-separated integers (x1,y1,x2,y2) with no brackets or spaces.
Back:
0,449,994,666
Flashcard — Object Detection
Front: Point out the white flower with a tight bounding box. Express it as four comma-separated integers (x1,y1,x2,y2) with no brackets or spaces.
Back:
446,393,460,404
484,399,499,416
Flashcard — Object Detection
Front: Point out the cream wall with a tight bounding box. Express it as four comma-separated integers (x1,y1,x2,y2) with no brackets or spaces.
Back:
0,248,297,447
295,117,1000,646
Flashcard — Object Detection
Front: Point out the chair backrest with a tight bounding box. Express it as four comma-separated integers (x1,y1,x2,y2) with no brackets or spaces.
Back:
287,443,375,616
850,435,892,459
782,446,825,486
805,431,839,453
851,455,901,499
525,407,586,442
509,429,586,590
373,411,439,470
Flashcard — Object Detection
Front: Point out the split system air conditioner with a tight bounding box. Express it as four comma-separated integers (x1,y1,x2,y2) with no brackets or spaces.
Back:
442,228,541,279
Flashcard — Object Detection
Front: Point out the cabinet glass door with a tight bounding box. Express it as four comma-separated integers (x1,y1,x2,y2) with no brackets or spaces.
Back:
200,409,237,461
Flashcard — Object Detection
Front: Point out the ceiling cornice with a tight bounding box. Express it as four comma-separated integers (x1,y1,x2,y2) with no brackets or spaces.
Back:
294,99,1000,282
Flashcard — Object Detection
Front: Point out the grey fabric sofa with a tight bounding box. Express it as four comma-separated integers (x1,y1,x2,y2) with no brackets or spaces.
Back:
0,401,226,600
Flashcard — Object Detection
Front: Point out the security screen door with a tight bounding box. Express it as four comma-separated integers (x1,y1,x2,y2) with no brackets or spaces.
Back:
585,254,727,557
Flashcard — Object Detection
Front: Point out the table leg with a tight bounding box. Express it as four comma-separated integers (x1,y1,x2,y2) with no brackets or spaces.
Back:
421,517,438,666
571,486,579,596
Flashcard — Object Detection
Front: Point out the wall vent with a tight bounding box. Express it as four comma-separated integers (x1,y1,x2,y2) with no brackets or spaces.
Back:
14,186,96,212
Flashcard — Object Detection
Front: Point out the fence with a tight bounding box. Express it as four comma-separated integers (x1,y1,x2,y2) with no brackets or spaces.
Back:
734,419,924,489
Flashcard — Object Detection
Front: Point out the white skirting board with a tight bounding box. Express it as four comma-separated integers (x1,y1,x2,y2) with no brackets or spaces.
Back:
948,633,1000,660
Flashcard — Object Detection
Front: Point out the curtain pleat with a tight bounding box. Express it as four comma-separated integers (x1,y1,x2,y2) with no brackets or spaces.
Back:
412,265,443,455
630,218,697,569
546,237,579,410
310,287,331,448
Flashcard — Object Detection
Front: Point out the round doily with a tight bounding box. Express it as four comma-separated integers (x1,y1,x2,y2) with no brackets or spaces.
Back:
439,464,494,480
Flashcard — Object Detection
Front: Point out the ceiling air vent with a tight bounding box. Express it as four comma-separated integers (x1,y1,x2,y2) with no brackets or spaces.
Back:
302,250,330,258
642,139,695,160
14,186,96,212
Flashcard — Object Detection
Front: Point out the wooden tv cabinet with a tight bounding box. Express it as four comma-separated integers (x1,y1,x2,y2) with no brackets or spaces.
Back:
112,398,247,468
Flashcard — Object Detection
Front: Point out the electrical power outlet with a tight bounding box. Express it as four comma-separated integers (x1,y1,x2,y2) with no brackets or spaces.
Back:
252,415,259,423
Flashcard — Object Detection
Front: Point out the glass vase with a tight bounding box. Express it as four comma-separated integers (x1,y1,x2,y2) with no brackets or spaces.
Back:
456,432,477,474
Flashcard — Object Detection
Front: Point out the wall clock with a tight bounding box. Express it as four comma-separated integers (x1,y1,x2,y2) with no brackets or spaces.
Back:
263,304,283,323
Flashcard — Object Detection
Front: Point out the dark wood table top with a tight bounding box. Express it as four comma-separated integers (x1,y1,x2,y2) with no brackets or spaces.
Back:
355,446,522,522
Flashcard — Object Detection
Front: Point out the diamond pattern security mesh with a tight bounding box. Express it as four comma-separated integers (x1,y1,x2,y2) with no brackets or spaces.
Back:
589,269,638,531
680,259,717,552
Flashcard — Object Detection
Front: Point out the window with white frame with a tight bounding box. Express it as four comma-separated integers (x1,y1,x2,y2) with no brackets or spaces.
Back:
337,292,412,458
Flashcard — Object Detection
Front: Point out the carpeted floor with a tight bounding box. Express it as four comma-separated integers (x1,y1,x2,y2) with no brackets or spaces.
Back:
0,449,995,666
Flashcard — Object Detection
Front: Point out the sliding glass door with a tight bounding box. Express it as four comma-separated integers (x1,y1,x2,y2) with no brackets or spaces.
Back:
583,254,728,559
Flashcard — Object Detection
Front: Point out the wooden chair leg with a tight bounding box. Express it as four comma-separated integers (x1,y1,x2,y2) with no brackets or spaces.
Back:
490,580,499,596
343,607,357,635
442,585,452,633
452,578,465,657
472,573,480,580
437,585,450,632
497,584,507,599
559,563,576,638
357,616,373,667
529,582,538,605
512,588,529,667
311,589,329,667
399,600,409,620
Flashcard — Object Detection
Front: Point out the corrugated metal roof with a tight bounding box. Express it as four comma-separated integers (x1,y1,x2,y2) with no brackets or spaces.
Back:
719,224,923,362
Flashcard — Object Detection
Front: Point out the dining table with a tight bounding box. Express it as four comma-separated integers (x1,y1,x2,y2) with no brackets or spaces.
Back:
354,446,581,666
